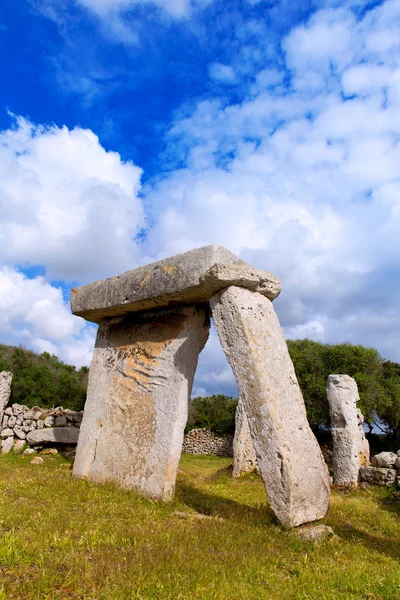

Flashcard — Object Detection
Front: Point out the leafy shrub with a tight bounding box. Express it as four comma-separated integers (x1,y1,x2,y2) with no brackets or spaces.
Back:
187,395,238,434
0,345,88,411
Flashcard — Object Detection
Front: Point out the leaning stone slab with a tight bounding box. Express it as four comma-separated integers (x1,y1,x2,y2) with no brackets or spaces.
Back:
211,286,330,528
0,371,12,423
26,427,80,445
232,398,257,478
70,245,281,324
327,375,369,486
73,305,209,500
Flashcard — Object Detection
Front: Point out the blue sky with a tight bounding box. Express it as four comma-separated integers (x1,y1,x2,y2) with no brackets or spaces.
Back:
0,0,399,397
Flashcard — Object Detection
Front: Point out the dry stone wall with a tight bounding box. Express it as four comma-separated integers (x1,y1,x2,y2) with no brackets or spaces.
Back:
182,428,233,457
1,403,82,454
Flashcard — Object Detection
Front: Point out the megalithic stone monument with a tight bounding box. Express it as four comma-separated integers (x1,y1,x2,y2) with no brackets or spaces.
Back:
211,286,330,527
71,245,330,526
327,374,370,487
0,371,13,424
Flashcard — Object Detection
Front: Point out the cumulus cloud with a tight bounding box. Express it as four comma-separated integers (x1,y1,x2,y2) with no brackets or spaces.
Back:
142,0,400,393
0,115,144,282
0,269,96,367
77,0,209,18
209,63,236,84
0,115,143,368
2,0,400,395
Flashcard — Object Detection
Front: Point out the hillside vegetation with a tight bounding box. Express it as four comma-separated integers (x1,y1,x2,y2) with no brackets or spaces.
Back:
1,340,400,441
0,453,399,599
188,341,400,441
0,345,88,412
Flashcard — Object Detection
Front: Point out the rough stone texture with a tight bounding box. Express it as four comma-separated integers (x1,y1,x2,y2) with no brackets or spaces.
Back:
1,428,14,438
182,428,233,457
23,448,36,456
232,398,258,478
359,466,396,486
73,305,210,500
211,286,330,528
1,403,85,452
327,375,370,487
31,456,44,465
295,524,334,543
199,262,281,301
371,452,397,468
13,440,26,453
1,436,14,454
27,427,80,445
0,371,12,423
71,245,281,324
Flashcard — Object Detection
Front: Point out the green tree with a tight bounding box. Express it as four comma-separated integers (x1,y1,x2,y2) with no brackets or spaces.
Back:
287,339,399,434
187,395,238,434
0,344,88,410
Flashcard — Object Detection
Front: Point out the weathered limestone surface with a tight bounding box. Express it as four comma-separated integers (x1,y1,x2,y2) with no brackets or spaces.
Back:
359,465,396,486
1,436,14,454
211,286,330,528
27,427,80,445
0,371,12,423
327,375,370,486
232,398,257,478
73,305,209,500
199,262,282,301
371,452,397,468
71,245,281,324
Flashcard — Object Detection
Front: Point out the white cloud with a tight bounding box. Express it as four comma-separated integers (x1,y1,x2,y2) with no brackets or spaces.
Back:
141,0,400,386
2,0,400,390
0,116,144,282
78,0,191,18
209,63,236,84
0,269,96,367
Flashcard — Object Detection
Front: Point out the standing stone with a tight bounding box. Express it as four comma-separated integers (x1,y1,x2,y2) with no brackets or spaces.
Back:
0,372,12,424
232,398,257,478
211,286,330,527
2,436,14,454
73,305,209,500
327,375,370,486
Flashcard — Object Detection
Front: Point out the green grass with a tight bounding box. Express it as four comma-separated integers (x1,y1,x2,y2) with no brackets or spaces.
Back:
0,453,399,600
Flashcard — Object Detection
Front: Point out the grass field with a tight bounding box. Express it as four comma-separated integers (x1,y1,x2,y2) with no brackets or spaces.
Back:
0,452,399,600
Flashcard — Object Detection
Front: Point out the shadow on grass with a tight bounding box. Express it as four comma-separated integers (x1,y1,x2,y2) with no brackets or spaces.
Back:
334,523,400,561
175,480,276,527
377,490,400,518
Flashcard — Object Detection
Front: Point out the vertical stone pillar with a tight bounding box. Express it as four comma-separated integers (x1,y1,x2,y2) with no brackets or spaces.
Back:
73,305,209,500
211,286,330,527
327,374,370,486
0,371,12,424
232,398,257,477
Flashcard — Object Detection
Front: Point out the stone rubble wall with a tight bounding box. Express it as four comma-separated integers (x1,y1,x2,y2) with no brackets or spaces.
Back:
1,403,82,455
182,428,233,457
1,399,399,491
359,451,400,488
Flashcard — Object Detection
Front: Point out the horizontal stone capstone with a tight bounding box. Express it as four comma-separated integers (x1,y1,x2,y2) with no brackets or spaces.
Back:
70,245,281,324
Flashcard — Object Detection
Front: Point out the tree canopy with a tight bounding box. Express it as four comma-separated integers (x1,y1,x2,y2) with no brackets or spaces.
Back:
1,340,399,442
187,395,238,434
0,344,88,411
287,339,400,437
